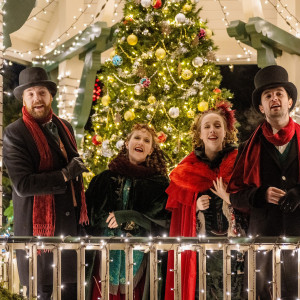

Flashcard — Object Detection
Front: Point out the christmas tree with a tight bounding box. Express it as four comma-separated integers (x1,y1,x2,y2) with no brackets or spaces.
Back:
83,0,233,177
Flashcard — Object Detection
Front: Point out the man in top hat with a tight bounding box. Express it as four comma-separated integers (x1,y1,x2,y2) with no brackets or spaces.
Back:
227,65,300,299
3,67,89,300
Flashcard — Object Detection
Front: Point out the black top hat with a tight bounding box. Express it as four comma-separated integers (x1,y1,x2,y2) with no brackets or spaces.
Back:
252,65,297,113
13,67,57,101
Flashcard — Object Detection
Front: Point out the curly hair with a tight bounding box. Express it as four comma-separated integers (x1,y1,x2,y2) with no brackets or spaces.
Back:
191,103,238,149
116,123,168,175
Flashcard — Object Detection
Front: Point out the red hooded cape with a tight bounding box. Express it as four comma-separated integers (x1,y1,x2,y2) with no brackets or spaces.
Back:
165,149,238,300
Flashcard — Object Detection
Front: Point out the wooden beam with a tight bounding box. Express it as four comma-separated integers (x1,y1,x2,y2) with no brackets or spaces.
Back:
227,17,300,67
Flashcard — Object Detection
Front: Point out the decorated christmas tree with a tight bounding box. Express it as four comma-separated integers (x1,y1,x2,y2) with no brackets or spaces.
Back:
83,0,233,177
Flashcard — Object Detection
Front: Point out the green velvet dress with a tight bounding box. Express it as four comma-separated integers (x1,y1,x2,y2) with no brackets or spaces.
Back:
85,156,170,299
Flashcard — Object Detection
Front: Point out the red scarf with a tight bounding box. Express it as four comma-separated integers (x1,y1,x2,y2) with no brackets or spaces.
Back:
228,117,300,193
22,106,89,237
165,149,237,300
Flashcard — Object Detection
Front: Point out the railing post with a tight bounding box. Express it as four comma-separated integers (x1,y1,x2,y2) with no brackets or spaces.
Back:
298,248,300,299
8,245,14,293
2,245,9,289
101,244,110,300
248,245,255,300
28,244,37,300
223,245,231,299
173,246,181,300
198,245,206,300
52,246,62,300
125,244,134,300
77,246,85,300
273,246,281,299
149,244,158,300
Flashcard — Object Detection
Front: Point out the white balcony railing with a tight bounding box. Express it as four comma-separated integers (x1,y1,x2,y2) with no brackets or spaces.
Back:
0,236,299,299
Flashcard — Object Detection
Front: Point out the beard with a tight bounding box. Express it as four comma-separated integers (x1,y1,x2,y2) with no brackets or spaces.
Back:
25,102,52,122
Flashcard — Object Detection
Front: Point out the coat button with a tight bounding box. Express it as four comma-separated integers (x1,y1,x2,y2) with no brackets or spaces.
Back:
282,176,286,181
65,211,70,216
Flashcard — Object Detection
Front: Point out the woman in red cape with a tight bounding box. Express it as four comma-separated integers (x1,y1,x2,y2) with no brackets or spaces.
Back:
164,101,244,300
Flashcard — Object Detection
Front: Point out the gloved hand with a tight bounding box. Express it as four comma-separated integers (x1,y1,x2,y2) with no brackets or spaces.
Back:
61,157,88,181
279,187,300,213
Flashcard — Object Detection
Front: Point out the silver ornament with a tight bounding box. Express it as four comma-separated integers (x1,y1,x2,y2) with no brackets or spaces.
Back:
134,84,144,95
116,140,124,150
141,0,152,8
143,29,149,35
175,13,186,24
102,140,110,149
168,107,180,118
192,57,204,67
102,148,113,158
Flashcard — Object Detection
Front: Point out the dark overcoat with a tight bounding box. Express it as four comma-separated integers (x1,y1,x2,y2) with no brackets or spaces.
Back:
231,132,300,299
85,169,170,299
3,117,83,286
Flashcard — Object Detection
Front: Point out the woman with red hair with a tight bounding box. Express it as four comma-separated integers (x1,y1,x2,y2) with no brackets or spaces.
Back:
165,101,245,299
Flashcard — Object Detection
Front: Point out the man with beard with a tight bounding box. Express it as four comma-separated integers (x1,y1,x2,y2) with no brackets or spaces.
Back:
227,65,300,299
3,67,89,300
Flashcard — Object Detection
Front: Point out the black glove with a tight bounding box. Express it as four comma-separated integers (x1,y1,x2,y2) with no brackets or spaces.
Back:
61,157,88,181
279,187,300,213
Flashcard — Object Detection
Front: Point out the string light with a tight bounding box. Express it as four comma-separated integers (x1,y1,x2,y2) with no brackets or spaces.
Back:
4,0,99,59
215,0,252,62
265,0,300,36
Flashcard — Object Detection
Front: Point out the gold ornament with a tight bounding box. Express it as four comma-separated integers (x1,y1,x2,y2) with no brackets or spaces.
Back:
127,34,138,46
198,101,208,112
187,110,195,118
205,28,213,38
124,110,135,121
148,95,156,104
155,48,166,60
181,69,193,80
182,4,192,13
110,50,116,59
101,95,111,106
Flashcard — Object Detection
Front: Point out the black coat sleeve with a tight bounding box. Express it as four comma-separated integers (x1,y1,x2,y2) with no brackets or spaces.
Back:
229,141,268,210
3,120,67,197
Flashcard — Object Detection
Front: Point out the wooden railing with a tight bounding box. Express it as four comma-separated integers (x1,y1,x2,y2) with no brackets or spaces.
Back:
0,236,299,299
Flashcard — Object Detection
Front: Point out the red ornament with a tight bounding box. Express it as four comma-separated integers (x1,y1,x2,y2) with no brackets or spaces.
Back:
198,28,206,40
123,17,134,25
213,88,221,94
152,0,162,9
140,77,151,88
93,78,102,102
92,135,102,146
157,131,167,143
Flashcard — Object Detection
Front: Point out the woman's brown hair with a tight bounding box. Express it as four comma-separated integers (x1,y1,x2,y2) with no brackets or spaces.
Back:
191,101,238,149
117,123,168,175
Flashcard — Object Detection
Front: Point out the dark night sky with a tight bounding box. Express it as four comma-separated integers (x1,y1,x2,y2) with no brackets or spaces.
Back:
220,64,263,142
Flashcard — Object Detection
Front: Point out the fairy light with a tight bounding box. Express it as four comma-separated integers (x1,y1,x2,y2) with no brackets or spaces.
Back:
215,0,252,62
5,0,101,59
264,0,300,35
